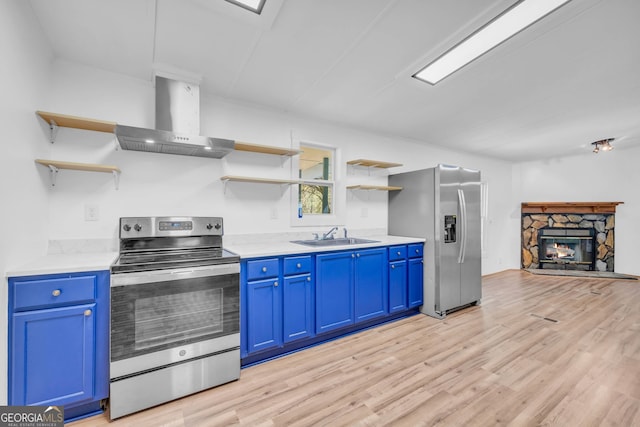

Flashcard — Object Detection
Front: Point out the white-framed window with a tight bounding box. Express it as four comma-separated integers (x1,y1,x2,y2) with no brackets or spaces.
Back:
291,141,344,227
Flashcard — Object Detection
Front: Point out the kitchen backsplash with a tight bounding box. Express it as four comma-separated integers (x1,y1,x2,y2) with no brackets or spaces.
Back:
48,228,387,255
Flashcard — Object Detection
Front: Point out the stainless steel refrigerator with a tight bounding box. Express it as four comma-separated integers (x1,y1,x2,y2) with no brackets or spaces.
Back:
388,164,482,319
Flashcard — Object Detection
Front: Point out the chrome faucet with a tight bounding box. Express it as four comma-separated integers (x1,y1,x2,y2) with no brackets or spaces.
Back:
343,227,348,238
321,226,338,240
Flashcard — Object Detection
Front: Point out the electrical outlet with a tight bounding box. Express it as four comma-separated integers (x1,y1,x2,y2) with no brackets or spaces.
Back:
85,204,99,221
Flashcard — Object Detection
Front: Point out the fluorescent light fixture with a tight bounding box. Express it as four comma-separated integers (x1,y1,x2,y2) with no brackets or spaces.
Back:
145,139,155,144
204,146,212,150
225,0,266,14
414,0,571,85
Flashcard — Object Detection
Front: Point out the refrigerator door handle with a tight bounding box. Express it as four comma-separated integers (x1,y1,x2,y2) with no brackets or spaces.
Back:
458,188,467,263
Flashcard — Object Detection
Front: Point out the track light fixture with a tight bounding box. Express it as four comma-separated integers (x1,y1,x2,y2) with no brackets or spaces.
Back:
591,138,614,153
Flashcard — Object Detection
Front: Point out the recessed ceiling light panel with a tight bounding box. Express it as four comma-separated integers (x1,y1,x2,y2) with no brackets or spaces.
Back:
225,0,266,14
413,0,572,85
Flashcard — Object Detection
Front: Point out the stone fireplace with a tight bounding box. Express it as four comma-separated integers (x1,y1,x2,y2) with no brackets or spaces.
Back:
521,202,623,272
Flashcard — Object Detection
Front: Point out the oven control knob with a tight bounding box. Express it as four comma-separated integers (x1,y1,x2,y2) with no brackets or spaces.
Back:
214,223,222,230
123,224,131,232
206,223,213,230
134,224,142,232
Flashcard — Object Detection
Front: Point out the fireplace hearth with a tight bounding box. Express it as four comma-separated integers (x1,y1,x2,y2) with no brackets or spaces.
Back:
521,202,623,272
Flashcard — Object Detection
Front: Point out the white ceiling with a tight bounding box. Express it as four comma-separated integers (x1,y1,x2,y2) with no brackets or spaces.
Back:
28,0,640,162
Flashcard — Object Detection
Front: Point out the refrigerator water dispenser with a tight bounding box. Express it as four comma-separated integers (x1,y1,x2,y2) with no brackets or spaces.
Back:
444,215,456,243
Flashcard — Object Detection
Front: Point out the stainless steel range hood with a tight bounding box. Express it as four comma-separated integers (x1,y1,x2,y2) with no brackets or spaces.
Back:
115,76,235,158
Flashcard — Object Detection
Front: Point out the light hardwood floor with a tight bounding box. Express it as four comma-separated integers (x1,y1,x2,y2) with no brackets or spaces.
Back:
71,269,640,426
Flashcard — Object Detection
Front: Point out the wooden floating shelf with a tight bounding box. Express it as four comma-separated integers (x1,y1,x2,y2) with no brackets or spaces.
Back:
35,159,120,173
234,142,301,157
347,185,403,191
521,202,624,214
220,175,302,185
347,159,403,169
35,159,121,189
36,111,116,134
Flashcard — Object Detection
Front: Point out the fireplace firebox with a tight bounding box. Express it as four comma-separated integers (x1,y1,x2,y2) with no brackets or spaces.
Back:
538,228,595,270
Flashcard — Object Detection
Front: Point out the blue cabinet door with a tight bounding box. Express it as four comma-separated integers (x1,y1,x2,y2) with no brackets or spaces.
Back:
354,248,388,323
283,274,314,343
316,251,354,334
246,278,282,353
408,257,424,308
11,303,96,407
389,260,407,313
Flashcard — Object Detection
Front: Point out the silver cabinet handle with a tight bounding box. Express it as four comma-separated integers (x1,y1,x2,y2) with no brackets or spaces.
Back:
274,281,278,287
84,309,92,316
397,251,401,255
391,265,396,269
297,263,301,268
356,253,360,258
352,254,355,258
307,277,311,282
262,267,267,272
416,249,420,253
52,289,61,297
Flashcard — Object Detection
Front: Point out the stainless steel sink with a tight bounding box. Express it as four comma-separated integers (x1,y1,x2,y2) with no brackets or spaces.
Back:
291,237,380,247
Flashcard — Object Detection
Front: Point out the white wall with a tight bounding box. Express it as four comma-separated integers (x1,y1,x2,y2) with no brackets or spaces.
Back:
43,59,515,276
0,0,54,405
513,146,640,275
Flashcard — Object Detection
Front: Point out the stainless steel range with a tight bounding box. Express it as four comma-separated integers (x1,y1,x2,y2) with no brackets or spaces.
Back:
109,216,240,419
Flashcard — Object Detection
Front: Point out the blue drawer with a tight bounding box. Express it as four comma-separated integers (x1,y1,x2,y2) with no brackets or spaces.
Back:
246,258,279,281
388,245,407,261
13,275,97,311
408,243,424,258
284,256,312,276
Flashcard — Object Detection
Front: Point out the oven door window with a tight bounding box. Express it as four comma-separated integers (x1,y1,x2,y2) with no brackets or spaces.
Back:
134,287,223,350
111,272,239,361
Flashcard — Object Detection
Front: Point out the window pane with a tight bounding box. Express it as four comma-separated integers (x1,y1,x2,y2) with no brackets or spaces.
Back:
299,144,333,216
300,145,333,181
300,184,332,214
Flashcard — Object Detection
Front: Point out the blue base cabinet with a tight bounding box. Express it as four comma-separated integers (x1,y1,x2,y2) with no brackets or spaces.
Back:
389,243,424,311
241,255,315,359
283,273,314,343
246,277,282,353
389,259,407,313
354,248,388,323
8,271,109,421
408,243,424,308
316,251,354,333
241,243,423,366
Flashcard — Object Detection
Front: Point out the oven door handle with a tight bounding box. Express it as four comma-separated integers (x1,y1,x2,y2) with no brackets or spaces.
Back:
111,263,240,287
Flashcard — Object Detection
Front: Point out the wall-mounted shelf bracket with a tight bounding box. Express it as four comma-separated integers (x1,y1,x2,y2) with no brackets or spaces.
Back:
47,164,59,186
112,170,120,190
46,119,59,144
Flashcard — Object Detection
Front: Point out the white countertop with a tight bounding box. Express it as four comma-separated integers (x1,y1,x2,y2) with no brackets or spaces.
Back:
5,235,424,276
225,235,425,259
6,252,119,277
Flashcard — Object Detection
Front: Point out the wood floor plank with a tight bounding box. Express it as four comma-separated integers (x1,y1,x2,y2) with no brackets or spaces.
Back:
69,270,640,426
